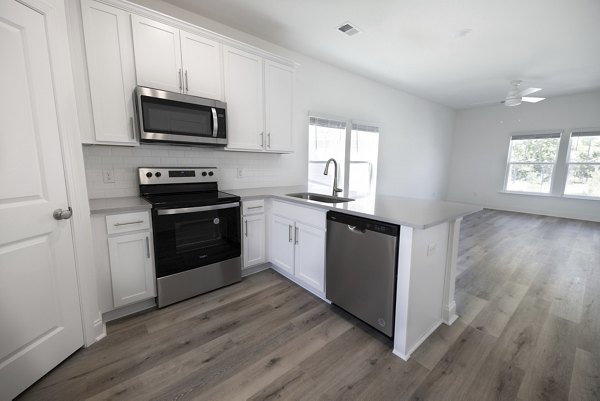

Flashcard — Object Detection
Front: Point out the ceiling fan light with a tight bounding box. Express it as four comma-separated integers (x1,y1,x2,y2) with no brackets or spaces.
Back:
505,97,522,106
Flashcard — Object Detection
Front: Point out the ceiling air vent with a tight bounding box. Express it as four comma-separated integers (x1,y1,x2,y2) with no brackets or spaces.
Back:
337,22,360,36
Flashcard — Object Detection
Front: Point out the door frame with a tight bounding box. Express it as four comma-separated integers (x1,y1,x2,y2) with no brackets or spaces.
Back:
27,0,104,346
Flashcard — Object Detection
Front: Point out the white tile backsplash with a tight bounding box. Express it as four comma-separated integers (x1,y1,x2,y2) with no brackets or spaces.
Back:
83,144,304,198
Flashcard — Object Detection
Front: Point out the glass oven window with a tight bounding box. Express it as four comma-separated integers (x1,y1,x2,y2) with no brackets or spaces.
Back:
141,96,212,137
153,206,240,277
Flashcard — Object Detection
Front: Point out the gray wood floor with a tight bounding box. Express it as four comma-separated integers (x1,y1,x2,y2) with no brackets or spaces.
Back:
17,209,600,400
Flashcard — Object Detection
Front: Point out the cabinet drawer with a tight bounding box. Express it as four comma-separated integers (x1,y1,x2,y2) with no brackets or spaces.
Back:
271,200,326,230
242,199,265,215
106,211,151,235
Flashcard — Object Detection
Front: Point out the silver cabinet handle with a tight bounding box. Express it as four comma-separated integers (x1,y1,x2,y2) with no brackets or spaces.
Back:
260,132,264,148
245,219,248,237
267,133,271,148
114,220,144,226
146,236,150,259
178,68,182,91
211,107,218,137
129,116,135,140
53,207,72,220
294,226,299,245
185,70,189,92
247,206,263,210
288,224,292,242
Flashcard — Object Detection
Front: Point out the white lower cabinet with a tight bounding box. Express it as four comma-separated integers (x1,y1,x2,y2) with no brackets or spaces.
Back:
91,210,156,316
108,231,155,308
269,201,326,294
243,214,266,268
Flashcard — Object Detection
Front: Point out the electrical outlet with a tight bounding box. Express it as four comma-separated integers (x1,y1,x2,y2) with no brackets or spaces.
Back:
103,168,115,183
427,243,437,256
237,168,243,178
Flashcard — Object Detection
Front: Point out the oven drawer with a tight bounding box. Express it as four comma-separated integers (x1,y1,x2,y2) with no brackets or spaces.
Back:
242,199,265,215
106,211,151,235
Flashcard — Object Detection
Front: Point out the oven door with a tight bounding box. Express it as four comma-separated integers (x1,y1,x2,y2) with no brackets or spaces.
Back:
152,202,240,278
136,86,227,146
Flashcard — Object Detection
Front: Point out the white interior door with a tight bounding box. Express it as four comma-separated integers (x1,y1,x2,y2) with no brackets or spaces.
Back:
0,1,84,398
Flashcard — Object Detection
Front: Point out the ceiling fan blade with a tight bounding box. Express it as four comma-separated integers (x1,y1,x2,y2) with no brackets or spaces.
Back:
520,87,542,96
522,96,546,103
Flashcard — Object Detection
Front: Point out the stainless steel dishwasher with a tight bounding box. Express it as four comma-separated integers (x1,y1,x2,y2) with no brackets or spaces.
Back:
326,211,399,337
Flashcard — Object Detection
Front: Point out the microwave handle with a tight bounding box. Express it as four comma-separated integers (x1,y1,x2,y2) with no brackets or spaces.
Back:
211,107,218,138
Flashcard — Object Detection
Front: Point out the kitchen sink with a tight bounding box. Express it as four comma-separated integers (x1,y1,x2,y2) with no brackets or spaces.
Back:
286,192,355,204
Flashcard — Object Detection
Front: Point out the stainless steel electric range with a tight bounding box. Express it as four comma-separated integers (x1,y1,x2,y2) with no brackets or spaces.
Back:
139,167,241,308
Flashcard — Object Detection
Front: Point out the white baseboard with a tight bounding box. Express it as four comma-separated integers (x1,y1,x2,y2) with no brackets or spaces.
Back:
393,319,443,361
241,263,271,277
102,298,156,323
442,300,457,325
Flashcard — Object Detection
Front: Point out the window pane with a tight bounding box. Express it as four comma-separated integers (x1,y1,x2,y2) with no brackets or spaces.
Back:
349,127,379,198
308,120,346,194
569,135,600,163
509,137,560,162
506,164,554,193
564,164,600,197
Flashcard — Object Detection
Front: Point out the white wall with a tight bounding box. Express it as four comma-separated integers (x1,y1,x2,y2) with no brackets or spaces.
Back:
446,91,600,222
81,0,455,199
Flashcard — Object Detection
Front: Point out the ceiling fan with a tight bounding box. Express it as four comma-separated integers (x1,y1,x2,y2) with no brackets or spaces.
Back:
503,80,546,106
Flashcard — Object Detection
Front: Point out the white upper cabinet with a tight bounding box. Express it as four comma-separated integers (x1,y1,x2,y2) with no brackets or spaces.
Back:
223,45,264,151
224,46,295,153
131,15,182,93
81,0,137,144
181,32,223,100
265,60,294,152
131,15,223,100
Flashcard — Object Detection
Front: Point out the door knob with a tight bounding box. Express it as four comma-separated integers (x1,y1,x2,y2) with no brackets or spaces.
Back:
53,207,73,220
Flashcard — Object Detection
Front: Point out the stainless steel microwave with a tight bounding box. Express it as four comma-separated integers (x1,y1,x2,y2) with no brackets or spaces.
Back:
135,86,227,146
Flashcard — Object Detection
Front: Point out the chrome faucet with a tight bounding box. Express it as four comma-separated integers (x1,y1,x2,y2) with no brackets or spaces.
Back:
323,158,343,197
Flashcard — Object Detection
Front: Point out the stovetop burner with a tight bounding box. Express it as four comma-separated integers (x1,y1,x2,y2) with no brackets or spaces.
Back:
138,167,239,208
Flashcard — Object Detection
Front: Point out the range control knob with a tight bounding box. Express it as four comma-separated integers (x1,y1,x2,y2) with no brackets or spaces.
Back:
146,172,153,178
208,171,214,176
155,172,162,178
202,172,207,177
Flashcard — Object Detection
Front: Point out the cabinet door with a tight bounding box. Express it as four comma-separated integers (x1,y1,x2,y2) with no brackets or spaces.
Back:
270,215,295,275
265,60,294,152
294,222,325,292
131,15,182,93
81,0,137,144
181,31,223,100
243,214,266,268
108,232,156,308
223,45,264,151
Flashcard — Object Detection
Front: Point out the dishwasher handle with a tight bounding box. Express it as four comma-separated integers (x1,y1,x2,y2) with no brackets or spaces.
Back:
347,225,366,234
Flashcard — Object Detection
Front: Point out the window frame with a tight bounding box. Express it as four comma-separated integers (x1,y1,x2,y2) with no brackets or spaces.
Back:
307,113,380,198
563,130,600,200
503,131,562,195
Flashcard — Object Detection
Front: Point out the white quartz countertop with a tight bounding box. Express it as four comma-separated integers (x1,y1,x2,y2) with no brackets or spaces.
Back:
89,196,152,215
224,186,482,229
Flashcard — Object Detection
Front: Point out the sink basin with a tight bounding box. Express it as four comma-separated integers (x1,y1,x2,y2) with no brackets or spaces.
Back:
286,192,355,204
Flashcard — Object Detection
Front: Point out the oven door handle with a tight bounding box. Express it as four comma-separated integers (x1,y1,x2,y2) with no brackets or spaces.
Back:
156,202,239,215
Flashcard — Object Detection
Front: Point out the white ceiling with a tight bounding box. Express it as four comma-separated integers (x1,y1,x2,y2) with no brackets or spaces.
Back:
164,0,600,109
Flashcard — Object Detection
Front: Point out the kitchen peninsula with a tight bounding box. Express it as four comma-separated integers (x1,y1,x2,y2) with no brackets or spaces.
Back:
227,186,481,360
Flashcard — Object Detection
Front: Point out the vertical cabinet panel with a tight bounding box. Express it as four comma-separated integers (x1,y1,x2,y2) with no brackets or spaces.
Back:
108,232,156,308
81,0,137,144
243,214,266,268
270,214,295,275
181,31,223,100
294,222,325,292
265,60,294,152
223,45,264,150
131,15,182,93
